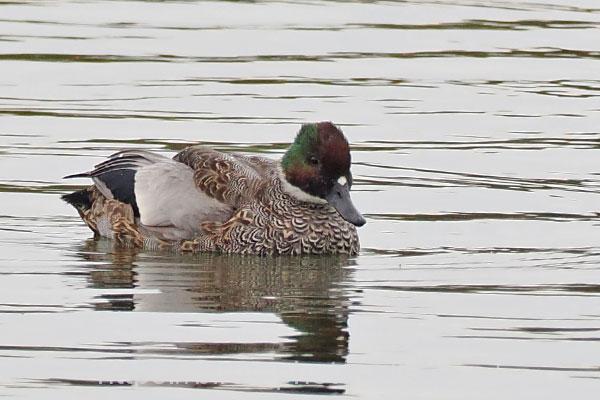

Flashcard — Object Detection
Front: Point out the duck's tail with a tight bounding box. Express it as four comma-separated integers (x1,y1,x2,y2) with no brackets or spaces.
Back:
61,188,93,213
62,187,102,236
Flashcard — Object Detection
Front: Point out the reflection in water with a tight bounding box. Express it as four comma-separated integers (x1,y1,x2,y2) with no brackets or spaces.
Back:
78,240,353,363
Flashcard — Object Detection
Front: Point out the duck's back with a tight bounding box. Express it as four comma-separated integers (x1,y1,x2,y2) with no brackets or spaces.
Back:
174,145,274,209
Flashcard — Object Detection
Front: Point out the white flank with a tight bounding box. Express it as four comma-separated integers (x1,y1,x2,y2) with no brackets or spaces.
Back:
135,160,231,237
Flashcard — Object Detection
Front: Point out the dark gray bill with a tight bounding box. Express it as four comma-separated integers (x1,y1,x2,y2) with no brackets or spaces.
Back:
326,181,366,227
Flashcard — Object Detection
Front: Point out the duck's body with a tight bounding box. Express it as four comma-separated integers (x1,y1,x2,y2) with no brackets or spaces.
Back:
62,122,365,256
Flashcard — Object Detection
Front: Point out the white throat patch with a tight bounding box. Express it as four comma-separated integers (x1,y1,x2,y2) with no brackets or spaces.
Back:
278,166,327,204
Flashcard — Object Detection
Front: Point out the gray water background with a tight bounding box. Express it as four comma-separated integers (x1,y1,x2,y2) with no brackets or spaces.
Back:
1,0,600,398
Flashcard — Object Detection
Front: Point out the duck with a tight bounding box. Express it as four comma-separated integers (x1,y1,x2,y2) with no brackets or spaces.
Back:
62,121,365,256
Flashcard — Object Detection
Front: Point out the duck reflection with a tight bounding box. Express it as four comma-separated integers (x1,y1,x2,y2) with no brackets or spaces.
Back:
76,239,355,363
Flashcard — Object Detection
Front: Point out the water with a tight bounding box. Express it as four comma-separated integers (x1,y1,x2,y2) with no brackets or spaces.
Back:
1,0,600,397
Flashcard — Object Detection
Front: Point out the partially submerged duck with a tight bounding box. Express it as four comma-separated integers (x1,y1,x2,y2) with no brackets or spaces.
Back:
62,122,365,256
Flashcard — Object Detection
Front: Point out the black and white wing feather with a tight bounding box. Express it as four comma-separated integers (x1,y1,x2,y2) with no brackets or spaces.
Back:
64,150,164,216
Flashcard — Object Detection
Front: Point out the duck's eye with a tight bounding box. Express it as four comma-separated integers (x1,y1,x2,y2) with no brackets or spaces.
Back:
309,156,319,165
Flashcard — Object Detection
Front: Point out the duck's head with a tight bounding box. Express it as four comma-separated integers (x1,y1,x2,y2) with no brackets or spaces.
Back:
282,122,366,227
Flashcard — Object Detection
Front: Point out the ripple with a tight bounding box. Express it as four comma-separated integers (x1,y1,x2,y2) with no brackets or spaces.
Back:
366,283,600,296
366,212,598,222
350,19,600,31
0,107,301,123
360,136,600,151
357,163,600,193
467,363,600,373
2,48,599,65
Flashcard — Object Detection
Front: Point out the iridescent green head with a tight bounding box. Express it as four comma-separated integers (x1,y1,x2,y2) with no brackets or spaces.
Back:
282,122,365,227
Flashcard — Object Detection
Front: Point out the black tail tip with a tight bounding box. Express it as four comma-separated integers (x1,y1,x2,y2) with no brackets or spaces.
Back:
63,172,90,179
61,189,92,211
